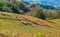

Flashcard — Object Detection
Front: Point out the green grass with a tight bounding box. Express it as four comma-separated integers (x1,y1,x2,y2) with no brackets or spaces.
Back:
49,19,60,25
0,12,60,37
0,19,39,34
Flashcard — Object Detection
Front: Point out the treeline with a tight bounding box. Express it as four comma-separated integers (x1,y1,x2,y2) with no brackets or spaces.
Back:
0,0,60,20
0,0,30,14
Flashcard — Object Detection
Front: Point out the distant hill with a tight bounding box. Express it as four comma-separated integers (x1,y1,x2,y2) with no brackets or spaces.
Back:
21,0,60,10
6,0,60,10
21,0,60,7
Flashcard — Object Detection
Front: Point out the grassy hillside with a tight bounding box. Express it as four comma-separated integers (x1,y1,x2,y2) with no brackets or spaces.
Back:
49,19,60,25
0,12,60,37
0,12,39,34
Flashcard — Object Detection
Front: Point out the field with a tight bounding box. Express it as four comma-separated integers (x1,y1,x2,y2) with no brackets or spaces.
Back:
0,12,60,37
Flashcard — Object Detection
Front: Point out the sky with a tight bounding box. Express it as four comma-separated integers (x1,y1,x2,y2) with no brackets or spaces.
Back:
17,0,60,7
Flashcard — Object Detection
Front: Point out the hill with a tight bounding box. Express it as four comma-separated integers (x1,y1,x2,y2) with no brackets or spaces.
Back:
0,12,60,37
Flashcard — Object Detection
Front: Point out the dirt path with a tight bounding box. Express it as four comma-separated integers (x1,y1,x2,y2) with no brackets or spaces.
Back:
16,14,60,29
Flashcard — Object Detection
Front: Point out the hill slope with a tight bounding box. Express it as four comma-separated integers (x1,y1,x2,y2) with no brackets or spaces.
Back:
16,14,60,29
0,12,60,37
49,19,60,25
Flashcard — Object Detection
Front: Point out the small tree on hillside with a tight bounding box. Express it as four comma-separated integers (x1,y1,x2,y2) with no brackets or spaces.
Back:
28,6,45,20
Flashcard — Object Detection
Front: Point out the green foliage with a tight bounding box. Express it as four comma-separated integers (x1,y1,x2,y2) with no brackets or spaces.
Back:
3,5,12,12
0,0,8,11
0,0,30,14
17,2,30,12
27,6,45,20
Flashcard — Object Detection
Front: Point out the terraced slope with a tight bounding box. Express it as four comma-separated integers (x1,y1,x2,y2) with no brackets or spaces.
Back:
0,12,60,37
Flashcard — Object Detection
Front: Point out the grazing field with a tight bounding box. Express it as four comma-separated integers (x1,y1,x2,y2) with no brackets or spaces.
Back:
0,12,60,37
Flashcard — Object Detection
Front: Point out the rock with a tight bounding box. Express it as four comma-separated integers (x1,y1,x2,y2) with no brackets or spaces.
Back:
21,21,31,25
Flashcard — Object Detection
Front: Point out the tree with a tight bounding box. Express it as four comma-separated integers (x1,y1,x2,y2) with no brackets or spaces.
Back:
3,5,12,12
0,0,8,11
28,6,45,20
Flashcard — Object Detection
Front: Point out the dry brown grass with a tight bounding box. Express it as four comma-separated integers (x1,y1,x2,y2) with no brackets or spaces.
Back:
14,33,32,37
16,14,60,29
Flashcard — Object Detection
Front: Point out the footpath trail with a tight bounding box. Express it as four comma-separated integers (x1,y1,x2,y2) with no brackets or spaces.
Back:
16,14,60,30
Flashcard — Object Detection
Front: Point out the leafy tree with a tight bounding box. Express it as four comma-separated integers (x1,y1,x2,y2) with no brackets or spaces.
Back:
3,5,12,12
17,2,30,12
0,0,8,11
